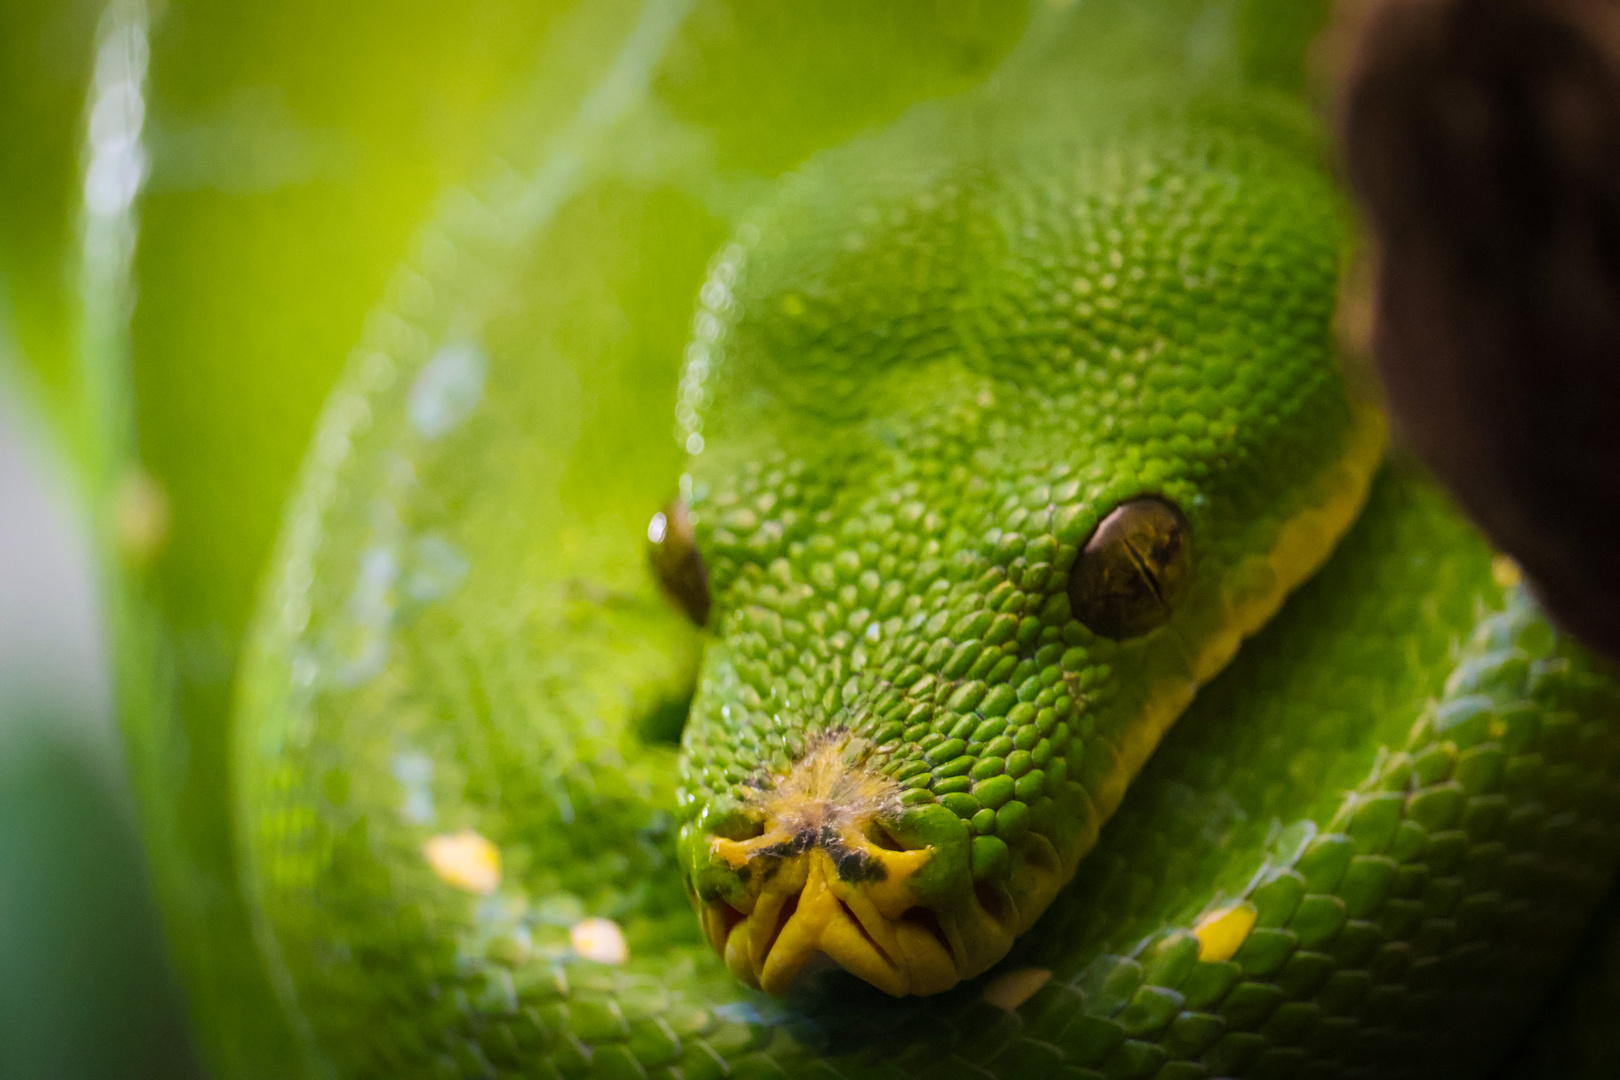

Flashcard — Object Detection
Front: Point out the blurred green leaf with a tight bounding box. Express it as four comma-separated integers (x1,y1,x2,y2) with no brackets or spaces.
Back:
0,0,101,451
113,3,1027,1076
0,724,201,1080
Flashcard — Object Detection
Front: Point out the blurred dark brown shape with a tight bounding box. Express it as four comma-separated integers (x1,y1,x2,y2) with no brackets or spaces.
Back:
1340,0,1620,660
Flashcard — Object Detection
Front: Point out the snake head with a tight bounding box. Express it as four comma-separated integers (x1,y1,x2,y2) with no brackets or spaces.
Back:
663,122,1386,996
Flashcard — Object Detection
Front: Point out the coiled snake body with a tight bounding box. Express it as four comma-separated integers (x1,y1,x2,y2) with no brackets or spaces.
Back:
238,4,1620,1078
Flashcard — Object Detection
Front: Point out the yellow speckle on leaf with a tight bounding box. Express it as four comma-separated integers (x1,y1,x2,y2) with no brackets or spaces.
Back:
424,830,500,895
114,469,170,563
982,967,1052,1011
1193,901,1257,963
1492,555,1523,589
781,294,805,317
571,917,629,965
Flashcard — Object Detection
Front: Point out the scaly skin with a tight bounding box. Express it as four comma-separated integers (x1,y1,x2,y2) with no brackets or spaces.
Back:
669,113,1385,997
236,3,1620,1079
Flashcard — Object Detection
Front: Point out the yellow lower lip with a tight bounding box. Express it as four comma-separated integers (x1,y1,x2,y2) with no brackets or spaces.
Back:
705,839,950,997
692,733,1071,997
694,735,959,996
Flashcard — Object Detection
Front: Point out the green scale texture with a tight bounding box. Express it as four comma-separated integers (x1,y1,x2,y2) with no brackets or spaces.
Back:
231,2,1620,1079
997,474,1620,1080
675,120,1361,912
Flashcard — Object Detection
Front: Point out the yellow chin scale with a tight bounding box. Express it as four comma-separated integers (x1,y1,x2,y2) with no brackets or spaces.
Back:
697,813,1073,998
703,831,948,997
695,736,957,996
692,735,1076,997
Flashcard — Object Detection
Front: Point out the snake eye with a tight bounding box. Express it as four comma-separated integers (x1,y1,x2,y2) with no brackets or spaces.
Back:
1067,497,1193,639
649,500,711,626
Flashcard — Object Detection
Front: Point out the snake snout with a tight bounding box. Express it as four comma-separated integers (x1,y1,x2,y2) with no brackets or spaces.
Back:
682,733,1072,996
681,735,968,995
699,816,957,997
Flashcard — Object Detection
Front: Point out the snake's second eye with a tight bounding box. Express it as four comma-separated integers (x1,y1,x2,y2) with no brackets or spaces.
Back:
648,500,710,626
1067,497,1193,639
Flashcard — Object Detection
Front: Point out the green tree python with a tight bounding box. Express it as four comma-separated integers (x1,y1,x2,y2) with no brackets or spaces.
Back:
234,3,1620,1078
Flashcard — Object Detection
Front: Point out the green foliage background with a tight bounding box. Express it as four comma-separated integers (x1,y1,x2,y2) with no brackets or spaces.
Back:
0,3,1028,1076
